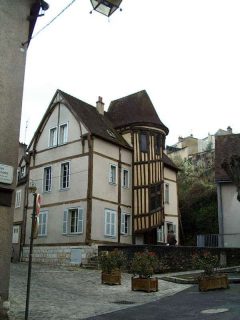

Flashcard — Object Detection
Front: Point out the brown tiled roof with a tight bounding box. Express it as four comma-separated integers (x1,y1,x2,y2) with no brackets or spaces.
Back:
215,134,240,182
107,90,169,134
59,90,131,149
163,153,179,171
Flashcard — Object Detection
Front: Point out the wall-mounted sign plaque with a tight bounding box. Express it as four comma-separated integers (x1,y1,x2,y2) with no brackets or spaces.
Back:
0,163,14,184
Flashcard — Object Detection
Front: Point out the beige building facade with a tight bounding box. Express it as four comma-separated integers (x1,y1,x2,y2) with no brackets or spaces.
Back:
17,90,180,265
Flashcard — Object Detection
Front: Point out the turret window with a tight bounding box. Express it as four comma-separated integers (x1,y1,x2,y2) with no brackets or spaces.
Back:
140,132,148,152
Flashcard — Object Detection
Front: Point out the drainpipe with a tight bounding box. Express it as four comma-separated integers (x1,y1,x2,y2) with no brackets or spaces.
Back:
217,183,224,247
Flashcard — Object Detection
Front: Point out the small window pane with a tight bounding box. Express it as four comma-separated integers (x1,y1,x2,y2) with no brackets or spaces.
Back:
140,133,148,152
49,127,57,147
59,124,68,145
61,162,70,189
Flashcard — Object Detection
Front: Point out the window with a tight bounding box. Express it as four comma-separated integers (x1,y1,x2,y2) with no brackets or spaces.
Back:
155,134,161,154
109,164,117,184
140,132,148,152
20,166,26,178
59,123,68,145
49,127,57,147
157,225,164,242
121,213,131,235
12,225,20,244
43,167,52,192
38,211,48,236
122,169,129,188
60,162,70,189
150,183,161,211
15,190,21,208
63,207,83,234
104,209,116,237
164,183,169,204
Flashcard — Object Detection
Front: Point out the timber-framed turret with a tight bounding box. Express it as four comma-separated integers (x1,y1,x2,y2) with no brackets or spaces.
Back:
108,90,169,244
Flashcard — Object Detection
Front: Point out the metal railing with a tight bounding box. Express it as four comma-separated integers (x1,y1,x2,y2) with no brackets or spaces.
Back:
197,234,240,248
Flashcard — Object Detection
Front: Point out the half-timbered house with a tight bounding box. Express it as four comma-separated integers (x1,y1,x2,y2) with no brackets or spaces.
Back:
19,90,179,265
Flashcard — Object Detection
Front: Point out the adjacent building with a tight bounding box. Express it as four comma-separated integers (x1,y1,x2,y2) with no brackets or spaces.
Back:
0,0,45,310
15,90,179,265
215,134,240,248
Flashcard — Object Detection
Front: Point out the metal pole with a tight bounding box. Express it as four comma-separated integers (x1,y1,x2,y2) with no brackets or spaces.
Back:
25,192,37,320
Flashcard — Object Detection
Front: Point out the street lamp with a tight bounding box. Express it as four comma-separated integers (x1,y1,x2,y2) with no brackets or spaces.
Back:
90,0,122,17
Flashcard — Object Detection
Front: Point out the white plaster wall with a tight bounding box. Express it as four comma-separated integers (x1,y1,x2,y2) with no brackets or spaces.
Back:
164,168,178,216
222,184,240,247
36,103,83,152
29,156,88,207
25,201,87,245
35,142,84,167
93,138,119,159
92,153,118,202
122,133,132,147
13,185,25,223
121,163,132,207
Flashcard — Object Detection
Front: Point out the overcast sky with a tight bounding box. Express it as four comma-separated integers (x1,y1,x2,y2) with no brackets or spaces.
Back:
20,0,240,146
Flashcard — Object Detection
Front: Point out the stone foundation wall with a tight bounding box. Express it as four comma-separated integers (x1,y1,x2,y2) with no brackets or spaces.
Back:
22,245,98,266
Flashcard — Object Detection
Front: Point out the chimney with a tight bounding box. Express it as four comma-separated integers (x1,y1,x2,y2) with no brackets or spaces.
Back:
227,126,232,134
96,96,104,115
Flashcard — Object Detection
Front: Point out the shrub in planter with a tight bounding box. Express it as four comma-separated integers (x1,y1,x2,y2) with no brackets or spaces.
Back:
192,251,229,292
131,250,159,292
98,249,126,285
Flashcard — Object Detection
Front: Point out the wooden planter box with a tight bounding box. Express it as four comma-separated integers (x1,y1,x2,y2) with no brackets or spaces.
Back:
198,274,229,292
131,277,158,293
101,270,121,285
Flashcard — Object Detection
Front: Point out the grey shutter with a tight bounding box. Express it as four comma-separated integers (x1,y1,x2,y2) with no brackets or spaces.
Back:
63,209,68,234
77,208,83,233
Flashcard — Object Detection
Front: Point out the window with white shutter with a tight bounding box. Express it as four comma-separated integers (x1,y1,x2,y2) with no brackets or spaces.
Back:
109,164,117,184
122,169,129,188
63,207,83,235
60,162,70,189
43,166,52,192
49,127,57,147
121,213,130,235
15,190,21,208
63,209,68,234
38,211,48,236
59,123,68,145
104,209,116,237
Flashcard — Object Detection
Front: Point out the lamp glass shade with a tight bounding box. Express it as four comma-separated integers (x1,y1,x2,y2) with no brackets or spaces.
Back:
90,0,122,17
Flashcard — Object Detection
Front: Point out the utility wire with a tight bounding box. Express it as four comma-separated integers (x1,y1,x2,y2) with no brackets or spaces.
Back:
23,0,77,45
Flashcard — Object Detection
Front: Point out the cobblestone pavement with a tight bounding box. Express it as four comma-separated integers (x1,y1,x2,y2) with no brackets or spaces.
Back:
9,263,191,320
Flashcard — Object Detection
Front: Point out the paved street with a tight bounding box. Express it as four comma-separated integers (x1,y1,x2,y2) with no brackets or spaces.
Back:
87,284,240,320
9,263,191,320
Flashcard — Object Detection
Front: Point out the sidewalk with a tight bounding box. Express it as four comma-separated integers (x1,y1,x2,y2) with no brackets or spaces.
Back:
9,263,191,320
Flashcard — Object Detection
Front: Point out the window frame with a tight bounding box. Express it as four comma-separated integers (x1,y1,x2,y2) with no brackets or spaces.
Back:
43,166,52,193
60,161,70,190
38,211,48,237
139,132,148,153
104,209,116,237
63,207,84,235
48,126,58,148
150,183,161,212
58,122,68,145
157,225,165,243
122,168,129,189
120,212,131,235
109,164,117,185
155,134,161,154
15,190,21,208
